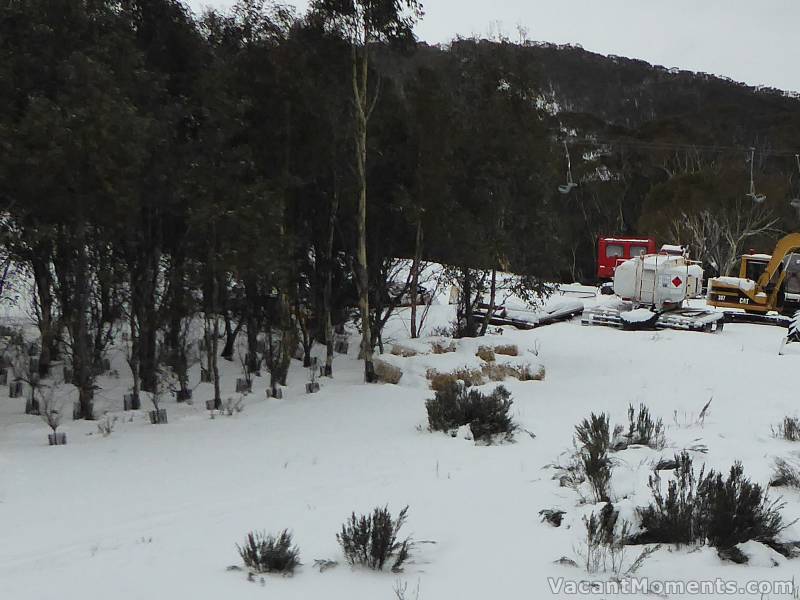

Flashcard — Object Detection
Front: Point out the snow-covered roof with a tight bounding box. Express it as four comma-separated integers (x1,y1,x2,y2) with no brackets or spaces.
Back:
601,237,652,244
742,253,772,260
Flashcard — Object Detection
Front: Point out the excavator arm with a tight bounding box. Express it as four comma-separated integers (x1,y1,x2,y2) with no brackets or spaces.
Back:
756,233,800,290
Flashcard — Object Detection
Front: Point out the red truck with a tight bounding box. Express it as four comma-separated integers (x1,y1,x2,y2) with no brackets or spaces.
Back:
596,236,657,280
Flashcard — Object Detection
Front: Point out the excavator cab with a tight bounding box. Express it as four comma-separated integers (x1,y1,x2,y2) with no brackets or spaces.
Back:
782,253,800,309
740,254,771,282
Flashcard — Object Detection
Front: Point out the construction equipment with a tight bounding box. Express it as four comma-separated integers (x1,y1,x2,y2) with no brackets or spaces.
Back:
583,252,724,333
707,233,800,320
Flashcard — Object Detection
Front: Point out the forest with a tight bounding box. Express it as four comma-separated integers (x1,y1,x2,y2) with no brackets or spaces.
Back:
1,0,800,418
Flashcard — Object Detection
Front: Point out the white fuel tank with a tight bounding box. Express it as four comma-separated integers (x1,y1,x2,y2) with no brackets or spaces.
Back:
613,254,704,308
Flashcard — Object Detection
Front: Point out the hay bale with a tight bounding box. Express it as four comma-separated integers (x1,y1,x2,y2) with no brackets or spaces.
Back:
374,357,403,384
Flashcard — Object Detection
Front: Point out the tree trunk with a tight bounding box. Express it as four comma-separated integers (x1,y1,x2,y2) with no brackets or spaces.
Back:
72,220,94,419
127,312,140,408
211,315,221,407
479,267,497,336
461,267,476,337
352,44,375,382
31,252,54,377
322,188,339,378
410,216,423,338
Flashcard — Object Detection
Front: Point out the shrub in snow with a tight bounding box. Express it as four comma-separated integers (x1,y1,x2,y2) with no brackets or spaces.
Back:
577,502,630,574
574,413,614,502
636,452,790,555
699,464,787,554
615,403,665,450
425,381,516,443
539,508,566,527
772,416,800,441
337,505,411,572
237,530,300,574
771,457,800,488
635,451,701,546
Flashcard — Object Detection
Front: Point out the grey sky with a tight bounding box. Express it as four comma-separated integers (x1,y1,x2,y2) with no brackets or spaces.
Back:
187,0,800,92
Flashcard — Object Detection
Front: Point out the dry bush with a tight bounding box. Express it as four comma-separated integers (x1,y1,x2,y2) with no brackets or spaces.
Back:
494,344,518,356
475,346,496,362
375,358,403,384
771,457,800,488
426,368,484,391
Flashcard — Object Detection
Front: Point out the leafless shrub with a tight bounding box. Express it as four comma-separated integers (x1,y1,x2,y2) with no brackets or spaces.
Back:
771,457,800,488
393,579,421,600
672,397,712,429
38,384,64,433
773,417,800,442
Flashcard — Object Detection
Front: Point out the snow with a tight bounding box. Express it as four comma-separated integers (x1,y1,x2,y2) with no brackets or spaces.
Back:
620,308,656,323
2,299,800,599
713,276,757,292
659,244,685,254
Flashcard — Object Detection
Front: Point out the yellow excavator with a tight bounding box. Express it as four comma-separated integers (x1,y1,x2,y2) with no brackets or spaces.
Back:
707,233,800,321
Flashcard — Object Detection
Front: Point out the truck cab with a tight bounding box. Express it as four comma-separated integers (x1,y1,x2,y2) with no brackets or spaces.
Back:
597,237,657,280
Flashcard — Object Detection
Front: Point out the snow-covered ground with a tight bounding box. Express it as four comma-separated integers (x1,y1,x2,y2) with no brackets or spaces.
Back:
2,290,800,599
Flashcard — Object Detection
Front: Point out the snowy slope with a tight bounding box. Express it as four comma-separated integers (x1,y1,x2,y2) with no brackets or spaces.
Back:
1,302,799,599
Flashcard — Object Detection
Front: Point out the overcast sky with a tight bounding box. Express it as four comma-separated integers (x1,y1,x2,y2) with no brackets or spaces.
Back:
187,0,799,92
